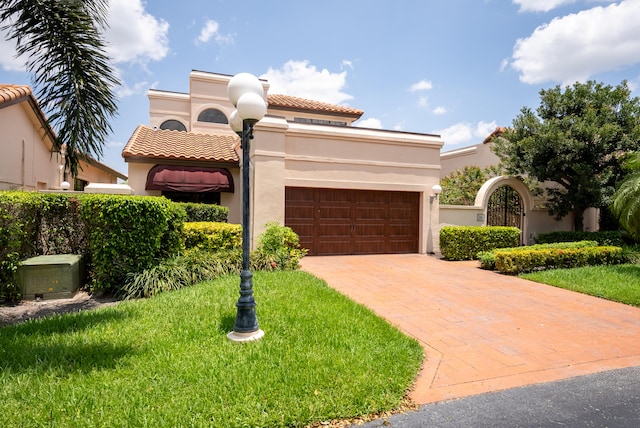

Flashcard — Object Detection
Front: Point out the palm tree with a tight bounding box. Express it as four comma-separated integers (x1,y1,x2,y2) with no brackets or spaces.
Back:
0,0,119,175
611,153,640,240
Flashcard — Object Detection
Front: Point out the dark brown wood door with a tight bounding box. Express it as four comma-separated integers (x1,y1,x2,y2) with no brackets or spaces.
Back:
285,187,419,256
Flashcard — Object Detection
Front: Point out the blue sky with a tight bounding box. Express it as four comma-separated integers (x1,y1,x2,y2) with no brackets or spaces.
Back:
2,0,640,176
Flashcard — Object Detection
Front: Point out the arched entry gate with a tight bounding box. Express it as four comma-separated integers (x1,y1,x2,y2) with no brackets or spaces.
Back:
476,177,532,245
487,185,523,229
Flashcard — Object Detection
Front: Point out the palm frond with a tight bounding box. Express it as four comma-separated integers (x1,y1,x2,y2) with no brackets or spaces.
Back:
0,0,120,175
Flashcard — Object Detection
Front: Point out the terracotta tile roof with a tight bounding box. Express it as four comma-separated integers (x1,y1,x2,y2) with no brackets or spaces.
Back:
0,84,32,105
267,94,364,118
122,125,239,163
482,126,507,144
0,84,57,144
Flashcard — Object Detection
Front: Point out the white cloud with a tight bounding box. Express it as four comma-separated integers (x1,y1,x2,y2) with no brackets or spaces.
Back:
513,0,577,12
104,0,169,64
341,60,353,69
433,106,447,115
0,2,168,71
510,0,640,85
475,120,499,139
418,96,428,108
435,120,497,147
499,58,510,72
354,117,383,129
0,29,24,72
410,80,433,92
196,19,234,45
261,60,353,105
115,80,156,98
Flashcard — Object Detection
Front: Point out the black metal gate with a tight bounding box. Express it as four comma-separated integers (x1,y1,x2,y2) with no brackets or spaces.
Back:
487,185,523,229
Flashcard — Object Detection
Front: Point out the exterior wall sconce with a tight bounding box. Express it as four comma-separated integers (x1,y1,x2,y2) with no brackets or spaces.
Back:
430,184,442,204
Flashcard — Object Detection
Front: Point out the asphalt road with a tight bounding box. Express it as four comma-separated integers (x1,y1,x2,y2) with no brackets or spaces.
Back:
356,366,640,427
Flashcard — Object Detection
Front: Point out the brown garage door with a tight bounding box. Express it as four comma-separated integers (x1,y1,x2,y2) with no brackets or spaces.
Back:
285,187,419,256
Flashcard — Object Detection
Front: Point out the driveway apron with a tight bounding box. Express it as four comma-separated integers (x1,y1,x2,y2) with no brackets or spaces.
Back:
300,254,640,404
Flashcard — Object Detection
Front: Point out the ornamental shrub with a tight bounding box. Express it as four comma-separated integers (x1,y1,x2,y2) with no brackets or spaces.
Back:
252,222,308,271
494,245,623,274
177,202,228,222
183,222,242,252
535,230,623,246
477,240,599,270
0,192,38,300
80,195,183,292
439,226,520,260
122,249,243,299
122,223,308,299
0,192,88,300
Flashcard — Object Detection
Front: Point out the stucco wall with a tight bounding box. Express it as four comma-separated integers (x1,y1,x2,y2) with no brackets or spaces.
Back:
439,205,485,226
0,103,61,191
440,142,499,178
249,118,444,253
77,160,119,185
148,91,191,131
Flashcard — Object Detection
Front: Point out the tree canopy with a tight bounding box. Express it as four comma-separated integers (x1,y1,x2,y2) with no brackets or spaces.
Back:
492,80,640,231
0,0,119,175
611,152,640,240
440,165,501,205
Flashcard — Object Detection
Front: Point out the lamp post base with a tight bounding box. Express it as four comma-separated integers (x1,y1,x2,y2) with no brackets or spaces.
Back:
227,329,265,342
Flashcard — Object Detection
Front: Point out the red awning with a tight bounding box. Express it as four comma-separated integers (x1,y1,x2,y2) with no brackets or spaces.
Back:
145,165,234,193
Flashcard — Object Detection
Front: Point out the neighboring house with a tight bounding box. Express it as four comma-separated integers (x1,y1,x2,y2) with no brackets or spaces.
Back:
0,84,126,191
439,127,598,244
123,70,444,255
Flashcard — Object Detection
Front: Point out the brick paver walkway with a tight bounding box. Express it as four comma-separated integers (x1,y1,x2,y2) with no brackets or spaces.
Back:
300,254,640,404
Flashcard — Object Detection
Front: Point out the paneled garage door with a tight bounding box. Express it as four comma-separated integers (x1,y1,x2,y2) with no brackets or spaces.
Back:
285,187,420,256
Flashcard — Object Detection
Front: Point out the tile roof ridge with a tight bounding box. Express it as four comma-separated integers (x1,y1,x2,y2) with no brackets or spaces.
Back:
0,84,33,105
267,93,364,116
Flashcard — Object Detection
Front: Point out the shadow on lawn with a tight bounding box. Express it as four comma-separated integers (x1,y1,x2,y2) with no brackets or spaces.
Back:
612,264,640,276
0,310,133,374
218,312,236,334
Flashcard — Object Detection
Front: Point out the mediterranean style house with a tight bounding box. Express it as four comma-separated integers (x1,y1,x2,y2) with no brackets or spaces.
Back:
0,84,126,191
122,70,444,255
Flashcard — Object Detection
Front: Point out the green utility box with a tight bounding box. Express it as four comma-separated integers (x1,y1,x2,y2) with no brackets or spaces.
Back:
18,254,84,300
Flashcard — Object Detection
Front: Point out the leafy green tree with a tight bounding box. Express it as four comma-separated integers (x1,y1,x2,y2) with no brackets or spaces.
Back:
492,80,640,231
440,165,501,205
611,153,640,240
0,0,119,175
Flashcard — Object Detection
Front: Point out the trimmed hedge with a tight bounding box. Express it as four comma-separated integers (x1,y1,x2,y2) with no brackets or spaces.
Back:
1,192,188,298
478,240,599,270
177,202,228,222
440,226,520,260
80,195,186,291
1,192,89,300
494,245,624,274
183,222,242,252
535,230,624,246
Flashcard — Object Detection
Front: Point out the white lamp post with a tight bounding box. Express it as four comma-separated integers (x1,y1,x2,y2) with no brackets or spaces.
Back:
227,73,267,342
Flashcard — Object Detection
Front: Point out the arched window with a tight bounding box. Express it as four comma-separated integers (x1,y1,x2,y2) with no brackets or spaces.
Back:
197,108,228,124
159,119,187,132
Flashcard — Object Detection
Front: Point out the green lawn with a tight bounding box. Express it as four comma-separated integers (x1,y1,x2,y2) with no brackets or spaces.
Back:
521,264,640,307
0,271,423,428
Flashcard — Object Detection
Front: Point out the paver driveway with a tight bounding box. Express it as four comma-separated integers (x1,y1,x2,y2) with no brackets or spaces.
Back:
300,254,640,404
